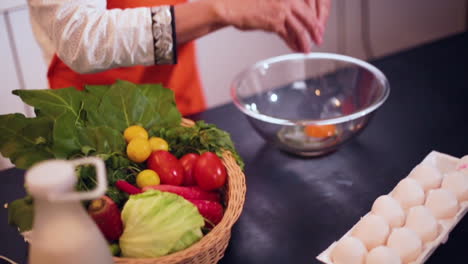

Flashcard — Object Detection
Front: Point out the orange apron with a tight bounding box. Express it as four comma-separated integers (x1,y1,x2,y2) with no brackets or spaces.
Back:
47,0,206,116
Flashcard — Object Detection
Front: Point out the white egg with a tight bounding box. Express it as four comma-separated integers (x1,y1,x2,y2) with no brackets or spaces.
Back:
371,195,406,228
456,155,468,175
405,205,439,243
441,171,468,202
392,178,425,210
366,246,402,264
351,214,390,250
331,236,367,264
408,164,442,191
387,227,422,264
425,189,459,219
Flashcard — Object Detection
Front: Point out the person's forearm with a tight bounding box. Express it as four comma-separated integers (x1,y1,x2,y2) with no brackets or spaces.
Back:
174,0,226,45
28,0,158,74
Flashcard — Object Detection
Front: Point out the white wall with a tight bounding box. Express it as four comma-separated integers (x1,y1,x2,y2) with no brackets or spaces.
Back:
0,13,25,116
0,0,467,170
0,0,26,11
9,9,49,92
0,12,21,170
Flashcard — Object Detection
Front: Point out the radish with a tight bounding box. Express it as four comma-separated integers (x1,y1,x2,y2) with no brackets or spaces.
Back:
88,196,123,241
142,185,220,202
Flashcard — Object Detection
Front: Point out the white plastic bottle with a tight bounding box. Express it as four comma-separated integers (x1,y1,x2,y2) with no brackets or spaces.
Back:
26,157,113,264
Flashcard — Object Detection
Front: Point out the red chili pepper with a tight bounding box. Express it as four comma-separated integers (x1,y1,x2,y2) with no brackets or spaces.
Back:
188,199,224,226
142,185,221,202
115,180,142,195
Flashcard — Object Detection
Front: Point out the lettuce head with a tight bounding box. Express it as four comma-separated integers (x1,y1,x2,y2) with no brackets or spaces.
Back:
119,190,204,258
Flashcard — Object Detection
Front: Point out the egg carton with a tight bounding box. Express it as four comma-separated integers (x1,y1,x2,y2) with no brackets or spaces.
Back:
317,151,468,264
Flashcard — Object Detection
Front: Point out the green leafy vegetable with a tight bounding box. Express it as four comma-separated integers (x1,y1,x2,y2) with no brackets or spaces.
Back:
53,112,84,157
151,121,244,169
137,83,182,128
119,190,204,258
1,80,243,236
170,229,203,253
12,87,85,120
2,81,182,231
2,80,180,167
84,80,181,130
7,196,34,232
94,81,153,130
0,114,54,169
77,126,126,156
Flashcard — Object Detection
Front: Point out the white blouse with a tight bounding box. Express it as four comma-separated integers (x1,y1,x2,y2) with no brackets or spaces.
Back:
28,0,175,74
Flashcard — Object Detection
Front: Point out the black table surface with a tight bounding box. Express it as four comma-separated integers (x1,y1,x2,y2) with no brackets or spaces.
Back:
1,32,468,264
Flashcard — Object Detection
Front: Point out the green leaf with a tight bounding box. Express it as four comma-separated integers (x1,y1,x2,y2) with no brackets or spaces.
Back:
106,186,129,208
91,80,153,131
82,85,112,126
8,196,34,232
138,83,182,128
0,114,55,169
77,126,126,155
13,88,84,122
52,111,84,158
82,81,181,130
85,85,111,100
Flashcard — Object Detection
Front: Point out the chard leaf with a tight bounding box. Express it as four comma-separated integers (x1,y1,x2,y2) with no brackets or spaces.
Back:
94,80,153,131
85,85,110,100
8,196,34,232
52,111,84,158
13,88,84,122
82,85,111,125
82,81,181,130
0,114,55,169
77,126,126,155
138,83,182,128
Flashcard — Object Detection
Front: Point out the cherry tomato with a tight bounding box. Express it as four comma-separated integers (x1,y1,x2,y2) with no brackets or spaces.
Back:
147,150,184,186
180,153,199,186
193,152,227,191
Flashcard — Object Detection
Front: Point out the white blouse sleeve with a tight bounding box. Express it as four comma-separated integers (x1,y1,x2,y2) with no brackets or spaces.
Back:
28,0,176,74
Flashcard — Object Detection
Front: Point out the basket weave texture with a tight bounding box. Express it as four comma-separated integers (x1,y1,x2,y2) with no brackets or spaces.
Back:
114,146,246,263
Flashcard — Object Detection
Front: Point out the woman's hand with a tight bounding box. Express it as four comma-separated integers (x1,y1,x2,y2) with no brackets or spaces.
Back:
175,0,331,52
211,0,331,53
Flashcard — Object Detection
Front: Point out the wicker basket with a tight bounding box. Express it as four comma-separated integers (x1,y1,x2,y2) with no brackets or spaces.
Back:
114,119,247,264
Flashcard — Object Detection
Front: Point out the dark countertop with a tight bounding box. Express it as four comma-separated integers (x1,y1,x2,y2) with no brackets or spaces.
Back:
1,32,468,264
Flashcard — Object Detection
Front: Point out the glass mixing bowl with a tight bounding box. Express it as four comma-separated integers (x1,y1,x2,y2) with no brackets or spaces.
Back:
231,53,390,156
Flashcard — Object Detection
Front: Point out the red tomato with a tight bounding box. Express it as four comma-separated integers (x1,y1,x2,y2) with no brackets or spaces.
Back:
147,150,184,186
180,153,199,186
193,152,227,191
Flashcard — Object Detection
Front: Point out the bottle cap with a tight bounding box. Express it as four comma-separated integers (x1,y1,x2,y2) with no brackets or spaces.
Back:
25,160,76,200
